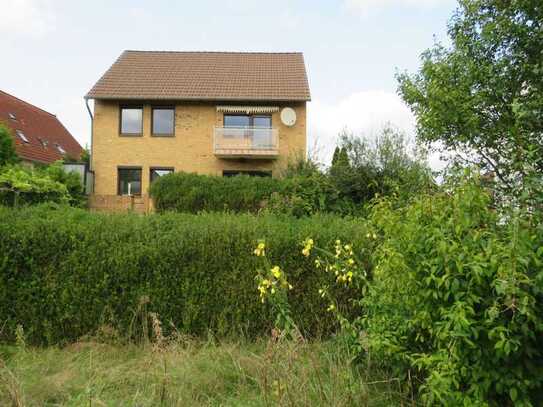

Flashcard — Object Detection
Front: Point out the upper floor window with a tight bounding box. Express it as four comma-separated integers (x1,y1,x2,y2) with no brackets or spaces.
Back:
152,107,175,136
120,106,143,135
224,114,271,128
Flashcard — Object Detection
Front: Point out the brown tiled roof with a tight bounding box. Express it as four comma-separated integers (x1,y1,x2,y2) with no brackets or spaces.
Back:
86,51,311,102
0,90,83,164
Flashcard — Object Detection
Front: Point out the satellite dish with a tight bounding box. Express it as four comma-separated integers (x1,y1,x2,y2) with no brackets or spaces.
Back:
280,107,297,127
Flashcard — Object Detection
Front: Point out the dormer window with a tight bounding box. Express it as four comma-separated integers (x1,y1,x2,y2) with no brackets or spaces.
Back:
16,130,29,143
9,113,16,120
55,143,66,154
38,138,48,148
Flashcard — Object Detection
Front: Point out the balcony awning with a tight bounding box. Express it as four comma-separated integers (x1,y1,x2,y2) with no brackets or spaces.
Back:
216,105,279,114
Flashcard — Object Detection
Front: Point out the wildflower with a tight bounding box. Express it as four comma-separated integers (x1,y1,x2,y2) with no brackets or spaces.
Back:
302,237,314,257
271,266,282,279
372,233,377,240
254,242,266,257
327,304,336,312
366,233,371,239
318,288,326,298
271,287,276,294
347,258,355,266
288,284,293,290
314,259,322,268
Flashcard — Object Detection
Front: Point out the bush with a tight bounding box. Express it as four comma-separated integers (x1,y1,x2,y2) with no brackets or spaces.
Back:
150,172,283,213
362,175,543,405
0,162,84,207
0,122,18,167
0,165,69,206
0,206,371,345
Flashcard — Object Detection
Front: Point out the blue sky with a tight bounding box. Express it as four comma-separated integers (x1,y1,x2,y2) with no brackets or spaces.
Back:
0,0,457,164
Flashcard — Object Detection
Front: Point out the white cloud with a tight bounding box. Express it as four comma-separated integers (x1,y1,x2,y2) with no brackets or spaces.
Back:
0,0,55,36
344,0,449,14
308,90,414,161
308,90,446,170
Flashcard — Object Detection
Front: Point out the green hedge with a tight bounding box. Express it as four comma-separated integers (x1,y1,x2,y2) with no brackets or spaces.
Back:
149,172,283,213
0,205,369,345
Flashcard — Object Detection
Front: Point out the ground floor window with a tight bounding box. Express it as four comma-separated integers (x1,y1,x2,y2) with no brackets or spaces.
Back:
222,170,272,177
150,167,174,183
118,167,142,196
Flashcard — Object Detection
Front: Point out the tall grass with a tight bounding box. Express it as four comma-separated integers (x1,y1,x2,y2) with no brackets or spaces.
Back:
0,338,405,406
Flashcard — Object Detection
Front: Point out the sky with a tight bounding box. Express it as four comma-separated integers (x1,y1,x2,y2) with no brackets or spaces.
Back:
0,0,458,166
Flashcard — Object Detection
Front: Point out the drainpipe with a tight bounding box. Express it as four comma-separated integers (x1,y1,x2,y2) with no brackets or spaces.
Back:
84,97,95,194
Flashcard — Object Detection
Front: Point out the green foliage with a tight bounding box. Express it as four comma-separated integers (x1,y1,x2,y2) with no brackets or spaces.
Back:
149,171,283,213
44,161,86,207
362,174,543,405
398,0,543,203
0,123,18,167
0,206,371,345
0,164,69,206
330,126,435,206
0,161,84,207
269,172,349,217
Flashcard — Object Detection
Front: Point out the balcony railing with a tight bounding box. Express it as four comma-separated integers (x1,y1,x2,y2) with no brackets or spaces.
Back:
214,126,279,159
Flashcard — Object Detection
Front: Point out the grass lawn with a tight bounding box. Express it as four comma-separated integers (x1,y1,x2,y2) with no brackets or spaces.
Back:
0,338,404,406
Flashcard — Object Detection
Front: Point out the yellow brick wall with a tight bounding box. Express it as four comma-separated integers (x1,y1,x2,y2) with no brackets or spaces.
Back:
91,101,307,198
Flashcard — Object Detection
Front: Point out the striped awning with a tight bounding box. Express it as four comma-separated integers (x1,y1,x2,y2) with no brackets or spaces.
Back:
216,105,279,114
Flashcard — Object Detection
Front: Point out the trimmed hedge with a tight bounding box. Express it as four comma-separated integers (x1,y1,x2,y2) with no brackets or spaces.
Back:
0,205,370,345
149,172,283,213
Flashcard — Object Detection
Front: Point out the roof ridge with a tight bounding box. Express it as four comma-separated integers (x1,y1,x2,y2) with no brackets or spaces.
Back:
0,89,57,117
123,50,304,55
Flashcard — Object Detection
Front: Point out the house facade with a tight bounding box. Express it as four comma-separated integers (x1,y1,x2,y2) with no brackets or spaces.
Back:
0,90,83,165
85,51,310,212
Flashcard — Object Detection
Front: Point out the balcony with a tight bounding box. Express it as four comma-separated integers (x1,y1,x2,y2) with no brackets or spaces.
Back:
214,126,279,159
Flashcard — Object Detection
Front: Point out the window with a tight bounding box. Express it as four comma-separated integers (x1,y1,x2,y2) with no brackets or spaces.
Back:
150,167,174,183
152,107,175,135
118,167,142,196
223,114,271,128
223,170,272,177
9,113,16,120
55,143,66,154
38,138,48,148
120,106,143,135
16,130,29,143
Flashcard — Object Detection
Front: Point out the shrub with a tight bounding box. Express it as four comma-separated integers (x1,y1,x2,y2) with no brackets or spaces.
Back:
0,162,84,207
362,175,543,405
0,206,371,345
149,172,283,213
0,122,18,167
0,165,69,206
331,126,435,205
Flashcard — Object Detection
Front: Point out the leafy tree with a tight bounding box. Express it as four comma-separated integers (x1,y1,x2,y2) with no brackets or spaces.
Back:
331,146,340,167
398,0,543,203
330,126,434,205
0,122,18,167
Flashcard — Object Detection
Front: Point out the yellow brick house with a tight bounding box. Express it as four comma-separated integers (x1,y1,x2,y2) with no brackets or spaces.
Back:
85,50,311,212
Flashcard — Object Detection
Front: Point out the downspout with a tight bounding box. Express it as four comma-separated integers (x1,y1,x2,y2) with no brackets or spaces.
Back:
84,97,95,194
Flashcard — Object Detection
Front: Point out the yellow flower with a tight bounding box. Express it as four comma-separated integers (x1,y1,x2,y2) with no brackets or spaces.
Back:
271,288,276,294
288,284,293,290
327,304,336,312
254,242,266,257
347,258,355,265
271,266,282,278
301,237,314,257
